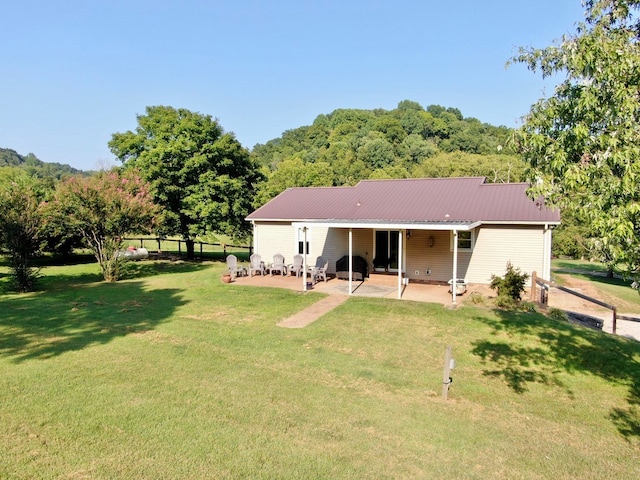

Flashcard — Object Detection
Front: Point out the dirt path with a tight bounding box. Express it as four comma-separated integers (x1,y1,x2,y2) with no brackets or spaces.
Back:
547,275,640,341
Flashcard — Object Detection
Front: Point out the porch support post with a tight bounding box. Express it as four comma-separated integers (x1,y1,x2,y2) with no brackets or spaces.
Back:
302,226,308,292
543,224,552,280
398,230,403,299
348,228,353,295
452,230,458,304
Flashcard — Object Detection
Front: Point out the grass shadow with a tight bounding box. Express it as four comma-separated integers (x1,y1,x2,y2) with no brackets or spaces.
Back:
471,307,640,442
120,259,212,280
0,280,186,363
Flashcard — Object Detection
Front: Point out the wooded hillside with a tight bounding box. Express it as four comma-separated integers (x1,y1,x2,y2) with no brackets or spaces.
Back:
250,100,526,206
0,148,87,179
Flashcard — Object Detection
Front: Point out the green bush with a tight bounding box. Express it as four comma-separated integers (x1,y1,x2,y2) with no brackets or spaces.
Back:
494,294,517,309
490,262,530,301
467,291,485,305
548,307,568,322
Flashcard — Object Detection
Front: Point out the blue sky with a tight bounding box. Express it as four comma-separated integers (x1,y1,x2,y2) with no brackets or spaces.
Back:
1,1,585,171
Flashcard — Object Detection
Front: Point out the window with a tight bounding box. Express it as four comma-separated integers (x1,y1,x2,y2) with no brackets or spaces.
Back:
451,230,474,251
297,228,309,255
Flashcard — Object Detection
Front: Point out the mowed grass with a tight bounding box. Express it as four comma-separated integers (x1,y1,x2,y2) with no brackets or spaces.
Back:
1,259,639,479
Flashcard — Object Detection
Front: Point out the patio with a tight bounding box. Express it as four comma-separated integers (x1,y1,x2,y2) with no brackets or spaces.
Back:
228,271,481,306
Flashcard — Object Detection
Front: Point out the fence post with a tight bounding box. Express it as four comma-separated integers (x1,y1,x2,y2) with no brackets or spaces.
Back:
612,306,617,335
223,244,227,256
531,271,537,302
178,240,181,254
157,238,162,253
200,242,203,258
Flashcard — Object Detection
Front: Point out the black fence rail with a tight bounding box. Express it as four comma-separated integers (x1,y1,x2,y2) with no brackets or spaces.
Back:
122,237,253,260
530,271,640,335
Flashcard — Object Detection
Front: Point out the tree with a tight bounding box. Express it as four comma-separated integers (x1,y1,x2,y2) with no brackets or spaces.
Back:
254,157,333,206
43,170,158,282
109,106,263,257
512,0,640,281
0,169,46,291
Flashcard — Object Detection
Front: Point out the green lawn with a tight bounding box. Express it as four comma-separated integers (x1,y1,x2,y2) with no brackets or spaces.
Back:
1,259,639,479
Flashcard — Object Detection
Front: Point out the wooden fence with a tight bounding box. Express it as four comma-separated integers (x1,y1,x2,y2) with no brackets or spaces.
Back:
122,237,252,259
531,271,640,335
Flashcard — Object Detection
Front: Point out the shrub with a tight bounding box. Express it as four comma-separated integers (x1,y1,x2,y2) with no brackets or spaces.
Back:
467,291,485,305
548,308,568,322
494,294,517,309
490,262,530,301
519,301,537,313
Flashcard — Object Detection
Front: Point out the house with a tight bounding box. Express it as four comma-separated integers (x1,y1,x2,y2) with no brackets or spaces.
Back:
246,177,560,302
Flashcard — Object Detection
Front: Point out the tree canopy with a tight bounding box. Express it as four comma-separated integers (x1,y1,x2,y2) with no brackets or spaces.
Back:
109,106,263,257
0,168,46,291
513,0,640,278
251,101,524,205
0,147,87,180
42,169,158,282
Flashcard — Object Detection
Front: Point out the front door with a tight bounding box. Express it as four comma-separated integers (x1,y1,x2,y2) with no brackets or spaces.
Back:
374,230,399,272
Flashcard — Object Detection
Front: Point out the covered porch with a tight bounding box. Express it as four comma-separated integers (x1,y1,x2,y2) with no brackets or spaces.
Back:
294,221,479,304
229,269,482,306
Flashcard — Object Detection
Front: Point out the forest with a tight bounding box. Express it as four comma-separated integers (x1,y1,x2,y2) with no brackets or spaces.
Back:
0,148,88,180
249,100,526,205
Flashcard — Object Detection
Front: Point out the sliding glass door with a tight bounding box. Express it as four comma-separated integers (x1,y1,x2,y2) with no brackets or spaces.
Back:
374,230,400,271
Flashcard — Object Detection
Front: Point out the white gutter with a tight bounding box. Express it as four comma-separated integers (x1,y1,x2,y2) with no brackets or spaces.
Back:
291,221,481,231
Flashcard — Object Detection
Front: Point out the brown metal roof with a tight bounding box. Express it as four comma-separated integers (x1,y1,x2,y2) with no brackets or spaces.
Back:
246,177,560,224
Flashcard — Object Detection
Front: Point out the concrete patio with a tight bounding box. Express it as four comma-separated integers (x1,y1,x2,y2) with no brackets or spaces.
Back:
228,271,478,306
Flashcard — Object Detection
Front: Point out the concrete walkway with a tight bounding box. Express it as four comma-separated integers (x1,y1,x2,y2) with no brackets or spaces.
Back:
277,294,349,328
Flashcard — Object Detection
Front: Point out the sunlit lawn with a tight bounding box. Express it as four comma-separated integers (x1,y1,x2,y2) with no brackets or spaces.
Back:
1,258,639,479
552,258,640,312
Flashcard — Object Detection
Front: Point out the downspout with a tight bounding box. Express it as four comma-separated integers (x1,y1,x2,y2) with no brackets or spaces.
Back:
547,226,554,280
543,223,551,280
452,230,458,304
251,221,257,255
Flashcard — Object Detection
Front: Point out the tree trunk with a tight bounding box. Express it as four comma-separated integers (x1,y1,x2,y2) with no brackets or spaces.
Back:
185,239,195,259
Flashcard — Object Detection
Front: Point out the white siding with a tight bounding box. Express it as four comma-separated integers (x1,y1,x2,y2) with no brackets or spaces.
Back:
253,222,296,265
405,230,455,283
312,227,374,274
465,225,545,283
403,226,546,285
254,222,547,284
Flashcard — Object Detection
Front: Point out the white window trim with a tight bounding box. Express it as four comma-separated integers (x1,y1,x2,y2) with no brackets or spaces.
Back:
450,229,474,252
295,226,310,255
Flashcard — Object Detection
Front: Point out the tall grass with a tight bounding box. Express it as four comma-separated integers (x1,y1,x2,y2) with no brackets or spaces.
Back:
1,259,639,479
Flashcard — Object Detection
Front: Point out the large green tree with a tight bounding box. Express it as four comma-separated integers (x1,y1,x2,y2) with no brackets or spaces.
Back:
513,0,640,280
109,106,263,257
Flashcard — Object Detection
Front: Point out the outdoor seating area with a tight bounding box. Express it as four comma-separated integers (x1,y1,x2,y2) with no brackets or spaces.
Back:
224,254,481,305
228,266,468,305
226,254,329,284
